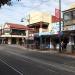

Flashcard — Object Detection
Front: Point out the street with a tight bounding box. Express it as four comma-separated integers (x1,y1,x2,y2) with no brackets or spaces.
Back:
0,45,75,75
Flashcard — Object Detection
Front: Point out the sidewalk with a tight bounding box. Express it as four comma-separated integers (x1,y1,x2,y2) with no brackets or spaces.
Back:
8,45,75,59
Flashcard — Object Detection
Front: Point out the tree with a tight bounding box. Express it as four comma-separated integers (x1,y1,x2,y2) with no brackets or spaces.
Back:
0,0,11,7
0,0,21,7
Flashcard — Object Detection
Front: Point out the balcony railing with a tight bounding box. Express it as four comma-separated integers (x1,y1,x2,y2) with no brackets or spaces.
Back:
11,33,26,36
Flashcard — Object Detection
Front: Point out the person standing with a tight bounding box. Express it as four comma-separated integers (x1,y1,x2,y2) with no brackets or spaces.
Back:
61,41,64,52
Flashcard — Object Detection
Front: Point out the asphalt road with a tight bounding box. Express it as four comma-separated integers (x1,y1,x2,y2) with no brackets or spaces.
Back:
0,45,75,75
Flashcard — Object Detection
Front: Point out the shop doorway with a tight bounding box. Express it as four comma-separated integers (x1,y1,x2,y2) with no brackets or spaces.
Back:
19,38,22,45
11,38,16,44
4,38,8,44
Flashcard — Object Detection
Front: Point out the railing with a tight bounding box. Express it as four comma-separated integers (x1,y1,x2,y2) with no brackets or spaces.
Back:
11,33,26,36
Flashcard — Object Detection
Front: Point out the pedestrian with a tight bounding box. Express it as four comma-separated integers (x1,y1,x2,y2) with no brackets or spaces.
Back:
61,41,64,52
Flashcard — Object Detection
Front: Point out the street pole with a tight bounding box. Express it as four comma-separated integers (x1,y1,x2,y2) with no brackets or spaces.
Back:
59,0,62,53
0,26,3,44
40,22,42,49
21,15,30,48
27,14,30,48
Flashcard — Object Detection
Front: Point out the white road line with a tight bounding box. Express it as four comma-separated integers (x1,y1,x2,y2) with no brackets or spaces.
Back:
0,59,23,75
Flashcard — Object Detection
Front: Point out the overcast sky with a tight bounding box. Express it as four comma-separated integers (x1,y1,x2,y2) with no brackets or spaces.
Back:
0,0,75,25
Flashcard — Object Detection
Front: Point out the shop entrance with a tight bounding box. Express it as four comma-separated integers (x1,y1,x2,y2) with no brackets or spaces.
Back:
11,38,16,44
19,38,22,45
4,38,8,44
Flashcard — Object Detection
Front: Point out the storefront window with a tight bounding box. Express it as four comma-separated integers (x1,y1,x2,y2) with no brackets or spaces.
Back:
4,29,10,35
12,29,26,35
64,12,72,22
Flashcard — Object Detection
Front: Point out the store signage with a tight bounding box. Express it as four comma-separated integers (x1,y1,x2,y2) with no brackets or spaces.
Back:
64,25,75,31
39,32,51,36
4,33,10,35
4,24,10,29
50,22,63,34
4,28,10,31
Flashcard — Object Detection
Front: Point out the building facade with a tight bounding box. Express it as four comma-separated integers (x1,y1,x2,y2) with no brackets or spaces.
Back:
26,12,63,50
0,23,27,45
63,7,75,52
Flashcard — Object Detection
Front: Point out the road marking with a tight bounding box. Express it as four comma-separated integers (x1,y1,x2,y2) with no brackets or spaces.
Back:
0,59,23,75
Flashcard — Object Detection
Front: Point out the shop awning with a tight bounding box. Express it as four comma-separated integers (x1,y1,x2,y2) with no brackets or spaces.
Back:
39,32,51,36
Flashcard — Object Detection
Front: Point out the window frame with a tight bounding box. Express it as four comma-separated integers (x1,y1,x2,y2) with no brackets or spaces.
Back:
63,11,72,22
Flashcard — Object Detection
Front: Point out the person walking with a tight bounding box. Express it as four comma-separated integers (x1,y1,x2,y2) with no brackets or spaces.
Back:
61,41,64,52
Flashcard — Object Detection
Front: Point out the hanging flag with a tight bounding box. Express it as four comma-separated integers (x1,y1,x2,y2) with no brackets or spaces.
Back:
55,8,60,18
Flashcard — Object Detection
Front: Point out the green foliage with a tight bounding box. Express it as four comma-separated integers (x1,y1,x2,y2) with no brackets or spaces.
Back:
0,0,11,7
0,0,21,7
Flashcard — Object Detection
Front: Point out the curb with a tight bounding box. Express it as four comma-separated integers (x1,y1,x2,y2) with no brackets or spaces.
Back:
8,45,75,59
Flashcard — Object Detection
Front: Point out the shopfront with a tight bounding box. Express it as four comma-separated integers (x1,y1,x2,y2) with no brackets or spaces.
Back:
63,8,75,52
1,23,26,45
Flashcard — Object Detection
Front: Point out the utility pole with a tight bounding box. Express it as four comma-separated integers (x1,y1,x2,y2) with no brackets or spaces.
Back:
40,22,42,49
27,14,30,48
59,0,62,53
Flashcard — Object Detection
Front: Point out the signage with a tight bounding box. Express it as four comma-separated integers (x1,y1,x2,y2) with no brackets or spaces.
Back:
64,25,75,31
39,32,51,36
4,24,10,29
4,33,10,35
50,22,63,34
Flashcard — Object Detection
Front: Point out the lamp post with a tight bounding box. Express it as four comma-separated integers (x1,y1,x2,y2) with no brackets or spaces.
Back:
59,0,62,53
21,15,30,48
0,26,2,44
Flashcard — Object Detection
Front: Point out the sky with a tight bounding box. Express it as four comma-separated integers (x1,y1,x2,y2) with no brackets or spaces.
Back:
0,0,75,25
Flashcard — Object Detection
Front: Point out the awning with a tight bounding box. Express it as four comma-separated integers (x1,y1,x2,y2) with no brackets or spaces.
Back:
39,32,51,36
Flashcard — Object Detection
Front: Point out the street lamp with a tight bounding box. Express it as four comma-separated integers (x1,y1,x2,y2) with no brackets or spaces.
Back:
21,15,30,48
59,0,62,52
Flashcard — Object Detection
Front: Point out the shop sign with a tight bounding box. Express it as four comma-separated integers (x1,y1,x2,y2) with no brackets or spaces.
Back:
50,22,63,34
64,25,75,30
4,24,10,29
4,33,10,35
39,32,51,36
4,28,10,31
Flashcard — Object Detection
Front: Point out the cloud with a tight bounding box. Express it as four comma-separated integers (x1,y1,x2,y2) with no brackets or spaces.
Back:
0,0,75,25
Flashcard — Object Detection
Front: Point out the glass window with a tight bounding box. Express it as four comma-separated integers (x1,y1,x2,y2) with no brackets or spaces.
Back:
12,29,26,35
4,29,10,33
64,12,72,21
72,10,75,19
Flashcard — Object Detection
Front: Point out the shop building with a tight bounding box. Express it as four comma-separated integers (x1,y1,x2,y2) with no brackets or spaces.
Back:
63,6,75,52
26,12,63,50
27,21,50,49
0,23,27,45
26,12,51,49
49,15,63,50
